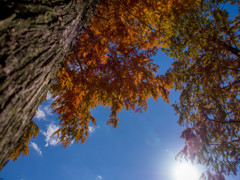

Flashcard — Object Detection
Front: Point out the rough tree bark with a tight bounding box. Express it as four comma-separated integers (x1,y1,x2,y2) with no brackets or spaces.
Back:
0,0,100,170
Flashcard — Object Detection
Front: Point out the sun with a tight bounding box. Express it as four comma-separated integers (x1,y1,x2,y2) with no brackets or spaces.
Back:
173,162,200,180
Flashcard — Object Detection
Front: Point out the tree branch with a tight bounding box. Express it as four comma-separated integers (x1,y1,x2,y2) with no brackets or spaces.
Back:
73,45,85,83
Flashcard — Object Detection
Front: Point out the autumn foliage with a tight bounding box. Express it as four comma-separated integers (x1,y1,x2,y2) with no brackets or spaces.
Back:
163,0,240,178
9,121,39,161
9,0,240,179
48,0,201,147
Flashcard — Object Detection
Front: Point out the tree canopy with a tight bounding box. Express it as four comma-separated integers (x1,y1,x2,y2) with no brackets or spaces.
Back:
162,0,239,178
9,0,240,179
49,0,198,147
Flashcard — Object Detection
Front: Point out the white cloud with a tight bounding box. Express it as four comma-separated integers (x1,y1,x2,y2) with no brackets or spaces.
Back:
43,105,52,116
35,107,46,120
30,142,42,156
96,175,103,180
41,124,96,148
89,126,96,133
46,92,52,100
34,104,53,120
42,123,60,147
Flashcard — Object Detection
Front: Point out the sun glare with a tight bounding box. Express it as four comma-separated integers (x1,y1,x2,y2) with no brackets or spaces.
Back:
173,162,201,180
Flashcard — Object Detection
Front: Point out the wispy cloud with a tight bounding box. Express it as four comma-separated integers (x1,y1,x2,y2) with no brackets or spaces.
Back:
35,107,46,120
30,142,42,156
46,92,52,101
41,124,95,148
89,126,96,133
43,105,52,116
96,175,103,180
42,123,60,147
34,104,53,120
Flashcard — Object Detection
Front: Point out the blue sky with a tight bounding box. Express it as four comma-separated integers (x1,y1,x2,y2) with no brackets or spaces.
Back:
1,51,240,180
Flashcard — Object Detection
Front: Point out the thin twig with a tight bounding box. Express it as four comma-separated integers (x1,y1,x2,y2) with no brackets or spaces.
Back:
74,45,85,83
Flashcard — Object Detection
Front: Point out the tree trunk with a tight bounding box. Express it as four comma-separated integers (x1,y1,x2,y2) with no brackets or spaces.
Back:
0,0,100,170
